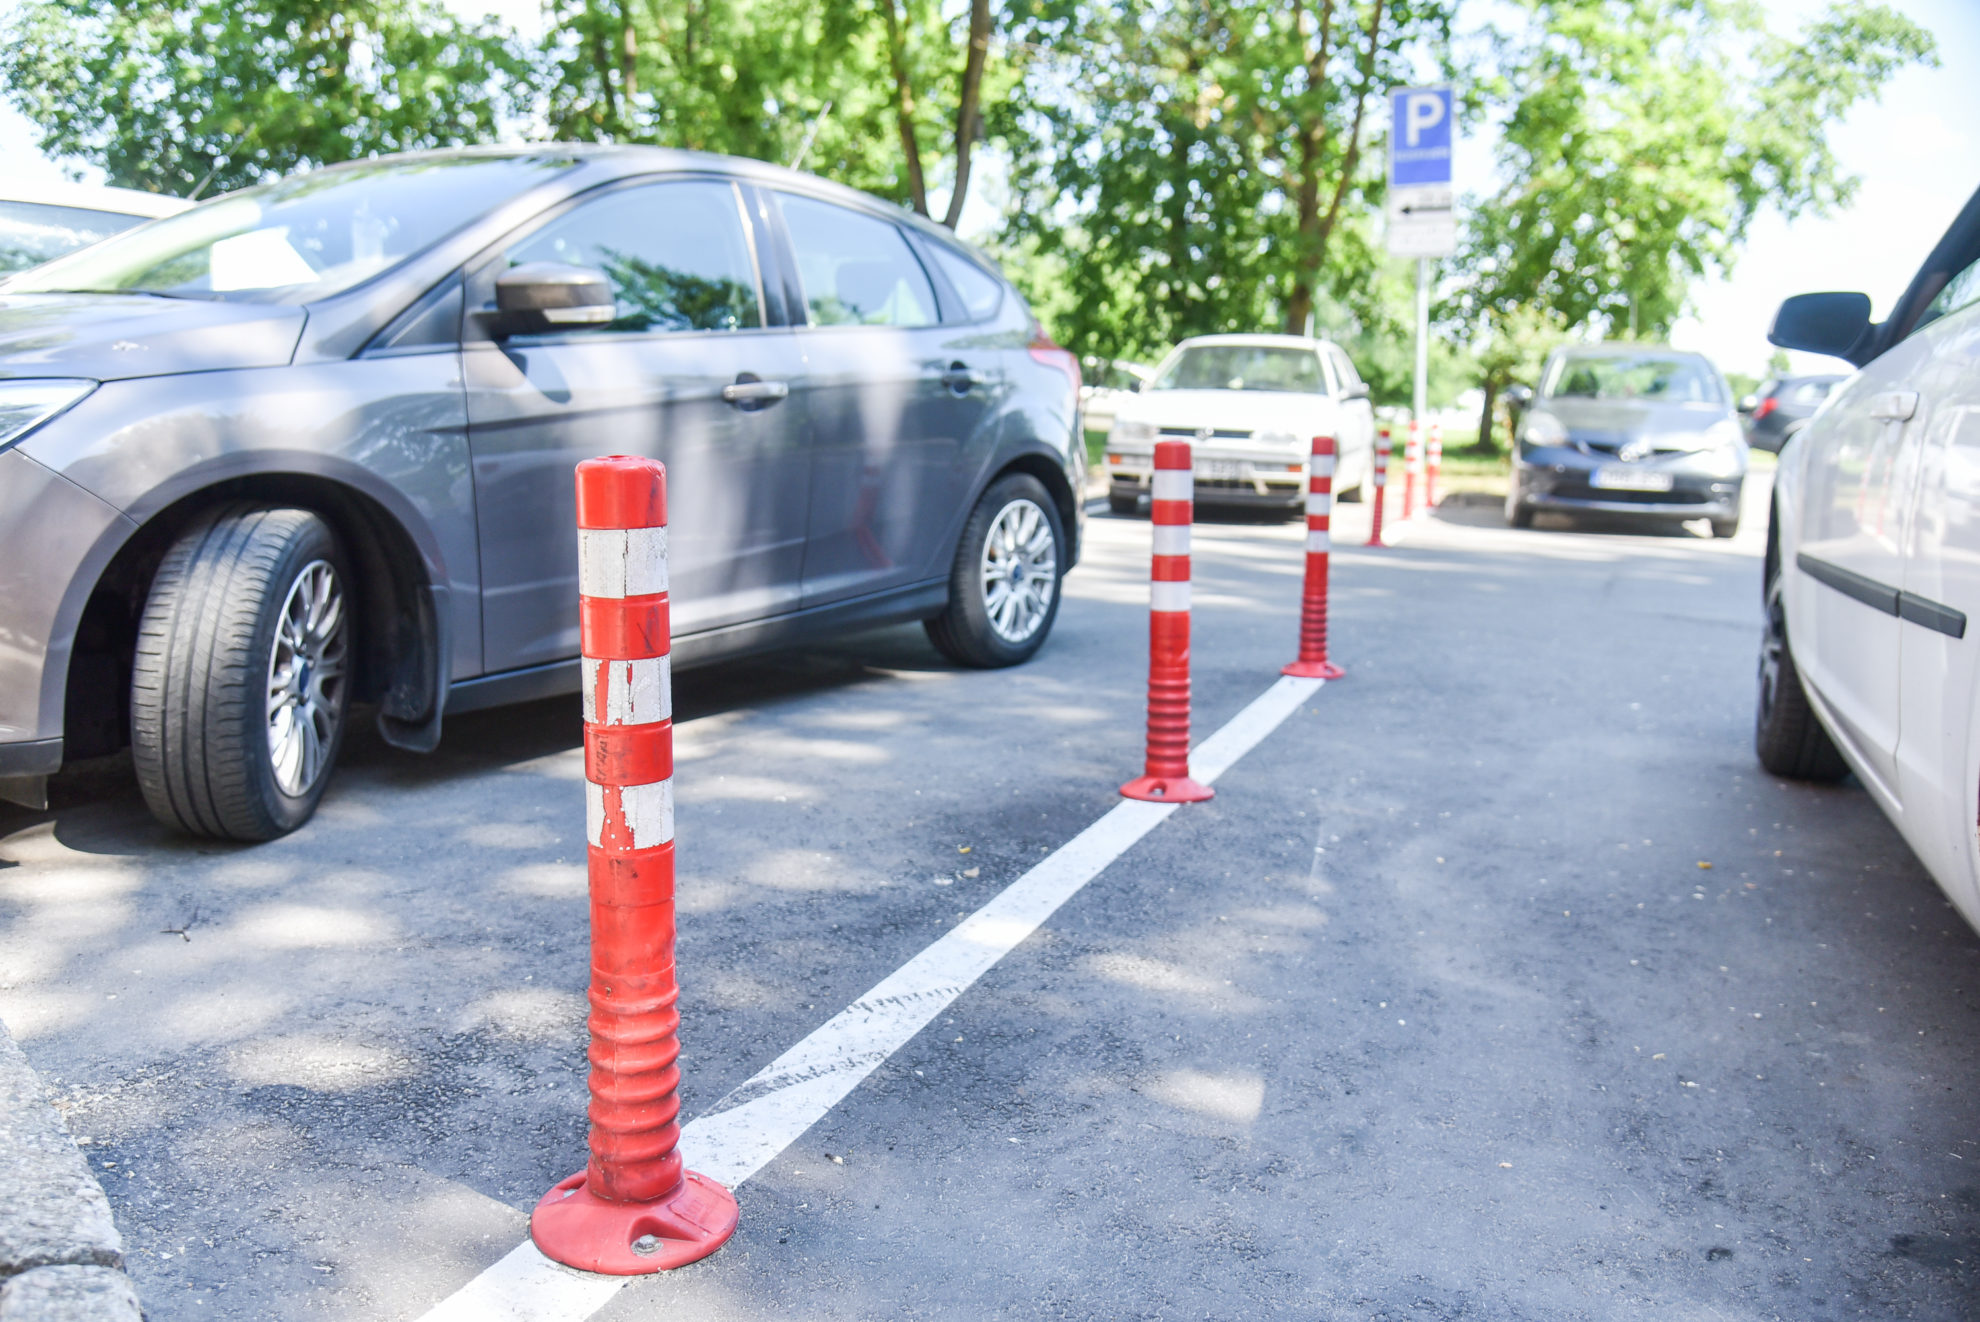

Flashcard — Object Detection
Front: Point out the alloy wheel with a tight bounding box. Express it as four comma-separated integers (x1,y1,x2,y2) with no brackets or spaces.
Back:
265,559,348,796
980,497,1058,644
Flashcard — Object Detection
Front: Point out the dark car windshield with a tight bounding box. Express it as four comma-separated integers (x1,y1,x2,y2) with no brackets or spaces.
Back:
1543,353,1723,404
1152,345,1324,394
2,155,575,304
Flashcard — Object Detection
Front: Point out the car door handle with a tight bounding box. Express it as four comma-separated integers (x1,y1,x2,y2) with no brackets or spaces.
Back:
942,362,981,393
1870,390,1918,422
721,379,789,406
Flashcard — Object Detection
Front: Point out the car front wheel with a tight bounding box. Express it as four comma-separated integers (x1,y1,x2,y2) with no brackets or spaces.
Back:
925,473,1065,668
132,507,353,840
1754,567,1848,781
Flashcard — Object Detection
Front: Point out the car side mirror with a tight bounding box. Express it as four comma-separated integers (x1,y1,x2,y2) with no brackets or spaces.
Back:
1737,394,1757,415
486,262,615,336
1503,384,1533,412
1342,382,1370,401
1769,292,1872,362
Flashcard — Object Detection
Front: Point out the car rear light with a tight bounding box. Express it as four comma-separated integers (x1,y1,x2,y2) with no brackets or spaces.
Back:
1029,324,1081,394
1107,453,1124,465
1752,397,1778,421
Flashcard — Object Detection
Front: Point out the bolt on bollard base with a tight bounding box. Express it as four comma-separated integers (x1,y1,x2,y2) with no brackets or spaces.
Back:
530,454,738,1277
1122,439,1212,804
1283,434,1345,680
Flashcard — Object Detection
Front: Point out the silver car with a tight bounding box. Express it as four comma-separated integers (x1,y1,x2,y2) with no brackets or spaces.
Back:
0,147,1084,839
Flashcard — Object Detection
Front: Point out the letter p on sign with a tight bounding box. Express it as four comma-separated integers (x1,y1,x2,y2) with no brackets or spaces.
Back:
1404,92,1444,146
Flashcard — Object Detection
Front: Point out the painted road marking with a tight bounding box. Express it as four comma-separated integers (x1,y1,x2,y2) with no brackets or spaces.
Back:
415,674,1325,1322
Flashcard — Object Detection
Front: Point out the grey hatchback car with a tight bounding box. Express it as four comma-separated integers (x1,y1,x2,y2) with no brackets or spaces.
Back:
0,147,1084,839
1506,343,1747,537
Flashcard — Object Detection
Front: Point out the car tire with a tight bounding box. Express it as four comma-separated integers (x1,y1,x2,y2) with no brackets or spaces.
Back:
1108,493,1140,516
132,507,354,840
1754,568,1848,782
925,473,1065,668
1505,487,1534,528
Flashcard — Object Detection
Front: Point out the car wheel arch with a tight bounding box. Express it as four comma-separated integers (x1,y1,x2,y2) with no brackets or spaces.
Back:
60,472,448,766
983,448,1081,568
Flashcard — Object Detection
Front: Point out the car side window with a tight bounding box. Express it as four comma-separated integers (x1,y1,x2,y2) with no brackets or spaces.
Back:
1328,346,1362,390
775,193,937,328
1916,254,1980,334
504,179,762,334
925,243,1004,322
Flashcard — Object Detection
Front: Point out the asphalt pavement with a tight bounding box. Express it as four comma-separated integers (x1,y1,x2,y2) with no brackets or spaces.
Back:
3,476,1978,1321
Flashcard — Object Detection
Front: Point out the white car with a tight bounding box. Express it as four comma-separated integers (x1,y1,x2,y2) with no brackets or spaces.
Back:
1079,357,1154,436
1103,333,1377,514
0,179,190,274
1759,182,1980,932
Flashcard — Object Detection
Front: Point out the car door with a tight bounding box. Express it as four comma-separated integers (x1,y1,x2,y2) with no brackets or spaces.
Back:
767,191,1000,607
1792,337,1934,800
1893,254,1980,905
462,176,808,673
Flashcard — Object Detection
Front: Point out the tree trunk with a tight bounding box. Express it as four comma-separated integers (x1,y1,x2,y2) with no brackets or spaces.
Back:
1477,378,1498,454
881,0,930,216
941,0,992,230
1283,0,1384,336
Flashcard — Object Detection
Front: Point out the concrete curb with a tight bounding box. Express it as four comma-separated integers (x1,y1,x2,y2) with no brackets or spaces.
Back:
0,1023,140,1321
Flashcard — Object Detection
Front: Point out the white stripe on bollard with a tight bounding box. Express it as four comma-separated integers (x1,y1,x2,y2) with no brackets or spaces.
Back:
1151,470,1192,502
1150,580,1191,613
580,656,672,725
584,779,676,849
577,527,670,598
1151,524,1191,557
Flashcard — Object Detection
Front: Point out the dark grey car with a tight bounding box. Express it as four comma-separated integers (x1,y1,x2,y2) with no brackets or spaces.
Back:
0,147,1084,839
1506,344,1747,537
1739,373,1845,453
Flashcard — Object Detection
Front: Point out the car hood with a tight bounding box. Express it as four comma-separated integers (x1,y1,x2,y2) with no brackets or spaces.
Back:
1118,388,1333,431
0,293,305,381
1537,397,1729,444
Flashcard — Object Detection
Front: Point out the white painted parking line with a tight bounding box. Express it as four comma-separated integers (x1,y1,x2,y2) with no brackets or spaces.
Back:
415,674,1325,1322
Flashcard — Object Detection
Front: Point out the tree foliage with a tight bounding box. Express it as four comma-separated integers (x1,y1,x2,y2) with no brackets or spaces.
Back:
0,0,527,196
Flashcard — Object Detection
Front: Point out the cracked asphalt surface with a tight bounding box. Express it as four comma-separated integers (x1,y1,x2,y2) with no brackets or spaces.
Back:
4,476,1979,1320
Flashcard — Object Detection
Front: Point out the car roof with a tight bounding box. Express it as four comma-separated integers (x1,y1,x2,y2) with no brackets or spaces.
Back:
1554,342,1706,360
0,179,191,218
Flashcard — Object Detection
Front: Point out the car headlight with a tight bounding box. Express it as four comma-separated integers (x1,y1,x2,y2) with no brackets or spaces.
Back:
1520,410,1568,448
0,379,96,454
1254,429,1301,449
1112,418,1156,444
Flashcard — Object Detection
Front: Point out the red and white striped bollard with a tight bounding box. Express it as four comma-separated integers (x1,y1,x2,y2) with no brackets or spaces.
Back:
1283,435,1345,680
1120,439,1212,803
530,455,739,1276
1427,421,1443,508
1365,429,1390,548
1402,420,1422,520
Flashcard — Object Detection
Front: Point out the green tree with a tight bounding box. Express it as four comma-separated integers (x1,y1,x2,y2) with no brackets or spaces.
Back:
0,0,528,196
539,0,1016,224
1449,0,1935,377
1000,0,1452,363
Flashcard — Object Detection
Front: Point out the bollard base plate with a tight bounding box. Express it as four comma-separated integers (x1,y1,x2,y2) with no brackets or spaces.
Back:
530,1169,738,1275
1119,774,1214,803
1281,659,1345,679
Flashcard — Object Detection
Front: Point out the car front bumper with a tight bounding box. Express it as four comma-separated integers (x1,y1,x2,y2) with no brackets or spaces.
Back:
1514,455,1743,522
1106,450,1310,508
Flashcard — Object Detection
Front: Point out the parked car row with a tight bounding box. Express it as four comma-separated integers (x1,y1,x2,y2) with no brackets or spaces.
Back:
0,146,1084,839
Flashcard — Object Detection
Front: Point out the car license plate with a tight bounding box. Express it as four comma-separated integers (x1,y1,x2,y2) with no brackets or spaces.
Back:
1591,467,1673,493
1196,460,1248,480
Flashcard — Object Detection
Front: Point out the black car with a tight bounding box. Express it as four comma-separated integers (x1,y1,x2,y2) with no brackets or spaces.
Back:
1739,373,1845,452
1506,343,1747,537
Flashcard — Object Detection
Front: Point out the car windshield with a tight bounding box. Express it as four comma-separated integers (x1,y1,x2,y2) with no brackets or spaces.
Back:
2,155,574,303
1151,345,1324,394
1544,353,1722,404
0,201,151,274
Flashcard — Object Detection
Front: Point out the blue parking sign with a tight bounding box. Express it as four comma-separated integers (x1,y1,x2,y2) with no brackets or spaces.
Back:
1389,86,1453,188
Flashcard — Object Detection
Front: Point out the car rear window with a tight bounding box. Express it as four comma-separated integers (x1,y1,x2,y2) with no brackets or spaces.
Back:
0,201,148,274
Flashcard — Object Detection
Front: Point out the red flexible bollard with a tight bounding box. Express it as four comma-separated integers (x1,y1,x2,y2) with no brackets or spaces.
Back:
1402,420,1422,520
1426,421,1443,508
1283,435,1346,680
531,455,739,1276
1365,429,1390,548
1121,440,1212,803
